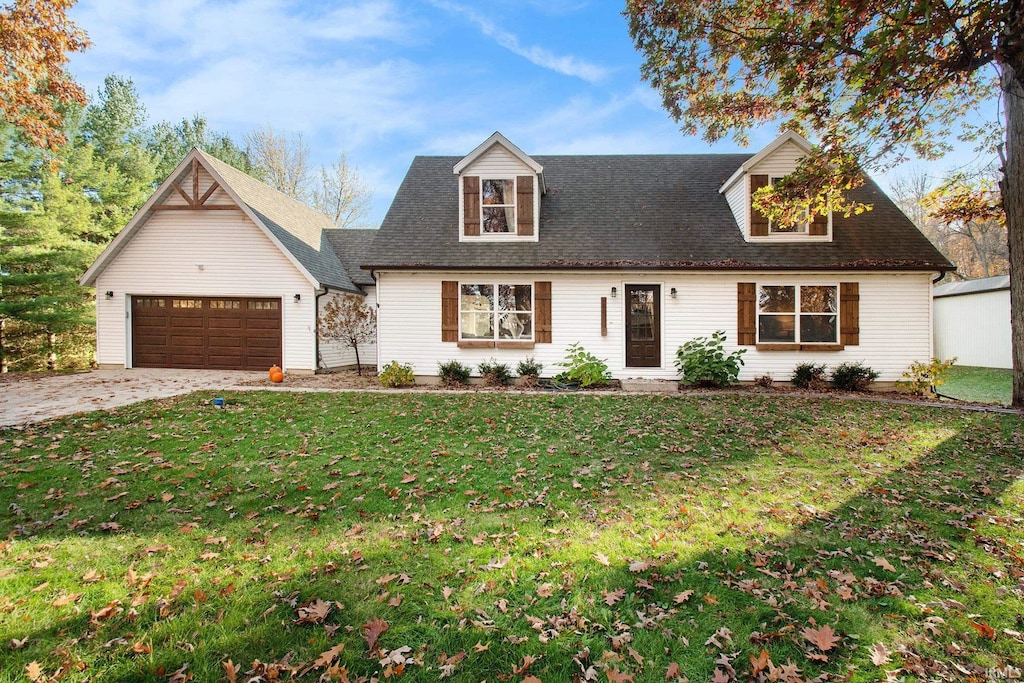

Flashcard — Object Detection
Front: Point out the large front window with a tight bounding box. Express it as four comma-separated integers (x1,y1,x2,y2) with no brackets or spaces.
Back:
460,284,532,340
481,179,515,233
758,285,837,343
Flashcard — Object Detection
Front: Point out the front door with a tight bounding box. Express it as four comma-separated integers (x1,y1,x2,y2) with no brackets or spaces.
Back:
625,285,660,367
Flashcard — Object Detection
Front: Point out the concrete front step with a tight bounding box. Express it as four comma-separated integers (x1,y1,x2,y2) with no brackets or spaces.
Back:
620,378,679,393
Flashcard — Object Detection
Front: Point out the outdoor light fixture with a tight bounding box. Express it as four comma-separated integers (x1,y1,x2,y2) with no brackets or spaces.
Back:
104,291,114,299
197,264,204,271
610,286,617,298
294,293,301,302
670,287,678,298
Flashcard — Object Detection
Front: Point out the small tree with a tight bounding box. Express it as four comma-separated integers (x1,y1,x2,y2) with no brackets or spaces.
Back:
317,294,376,375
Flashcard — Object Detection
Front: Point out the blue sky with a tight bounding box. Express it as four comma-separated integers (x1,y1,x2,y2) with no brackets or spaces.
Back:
67,0,994,226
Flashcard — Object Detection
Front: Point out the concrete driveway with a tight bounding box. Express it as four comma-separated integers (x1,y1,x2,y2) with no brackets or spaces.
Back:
0,368,263,427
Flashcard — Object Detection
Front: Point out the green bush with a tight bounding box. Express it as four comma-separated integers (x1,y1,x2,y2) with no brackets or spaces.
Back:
379,361,415,388
478,359,513,386
831,362,879,391
516,357,544,378
555,343,611,387
791,362,828,389
674,331,745,388
438,360,472,387
897,357,957,395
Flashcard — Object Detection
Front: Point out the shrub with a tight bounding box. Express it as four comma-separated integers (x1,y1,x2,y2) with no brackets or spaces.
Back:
379,361,415,388
831,362,879,391
897,357,957,395
516,357,544,378
791,362,828,389
438,360,472,387
478,359,513,387
556,343,611,387
674,331,745,388
754,373,774,389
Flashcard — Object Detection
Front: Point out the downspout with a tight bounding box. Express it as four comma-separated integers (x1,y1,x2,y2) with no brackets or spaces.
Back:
315,286,329,373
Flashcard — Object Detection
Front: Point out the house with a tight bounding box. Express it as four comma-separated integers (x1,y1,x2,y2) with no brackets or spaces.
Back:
364,131,951,383
81,150,377,373
933,275,1011,369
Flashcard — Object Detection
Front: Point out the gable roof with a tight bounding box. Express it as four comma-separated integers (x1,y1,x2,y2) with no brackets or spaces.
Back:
366,154,951,272
719,131,813,195
933,274,1009,298
82,149,360,293
325,228,378,287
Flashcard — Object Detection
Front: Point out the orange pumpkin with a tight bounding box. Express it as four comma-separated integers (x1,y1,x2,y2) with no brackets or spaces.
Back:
270,370,284,383
268,365,282,380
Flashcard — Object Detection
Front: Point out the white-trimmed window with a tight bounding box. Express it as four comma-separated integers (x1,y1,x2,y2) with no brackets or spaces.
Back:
459,283,533,340
767,177,808,234
757,285,838,344
481,179,516,233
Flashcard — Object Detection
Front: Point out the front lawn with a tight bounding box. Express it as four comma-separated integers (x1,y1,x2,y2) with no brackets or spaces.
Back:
1,392,1021,682
940,366,1013,405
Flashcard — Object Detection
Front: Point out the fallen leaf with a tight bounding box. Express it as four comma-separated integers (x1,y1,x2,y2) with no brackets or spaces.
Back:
606,667,634,682
664,662,683,680
362,616,389,654
802,624,841,651
869,642,890,666
673,590,694,604
971,621,996,640
603,588,626,606
25,662,43,682
594,552,610,567
222,660,239,683
873,556,897,572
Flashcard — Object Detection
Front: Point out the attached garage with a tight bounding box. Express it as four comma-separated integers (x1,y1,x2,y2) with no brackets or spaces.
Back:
81,150,375,373
131,296,282,370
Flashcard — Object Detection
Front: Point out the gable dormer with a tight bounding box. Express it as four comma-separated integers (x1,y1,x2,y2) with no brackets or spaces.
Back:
454,132,544,242
719,131,831,242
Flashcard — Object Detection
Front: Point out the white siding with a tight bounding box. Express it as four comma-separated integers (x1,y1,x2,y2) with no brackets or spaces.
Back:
93,209,317,371
934,289,1011,368
724,178,747,238
462,145,535,176
748,139,806,177
376,270,933,383
319,287,378,369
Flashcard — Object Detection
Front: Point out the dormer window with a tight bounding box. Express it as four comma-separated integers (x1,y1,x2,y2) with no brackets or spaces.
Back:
482,179,516,233
454,132,543,242
461,174,535,239
767,177,808,235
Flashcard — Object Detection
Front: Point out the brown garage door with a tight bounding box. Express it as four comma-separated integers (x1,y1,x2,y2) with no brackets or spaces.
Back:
132,296,282,370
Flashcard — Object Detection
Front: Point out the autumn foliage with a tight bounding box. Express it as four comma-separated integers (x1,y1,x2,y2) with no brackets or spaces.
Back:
0,0,89,150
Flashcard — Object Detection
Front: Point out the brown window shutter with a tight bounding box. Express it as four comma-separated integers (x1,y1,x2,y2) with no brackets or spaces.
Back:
810,211,828,236
441,281,459,342
737,282,756,345
749,175,769,236
463,176,480,236
535,281,552,343
840,282,859,346
516,175,534,236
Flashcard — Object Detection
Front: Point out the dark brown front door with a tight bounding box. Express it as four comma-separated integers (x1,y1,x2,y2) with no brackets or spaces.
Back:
625,285,660,367
131,296,282,370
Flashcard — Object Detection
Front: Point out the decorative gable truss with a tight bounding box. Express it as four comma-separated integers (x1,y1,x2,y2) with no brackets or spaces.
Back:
455,132,543,241
721,131,832,242
153,158,239,211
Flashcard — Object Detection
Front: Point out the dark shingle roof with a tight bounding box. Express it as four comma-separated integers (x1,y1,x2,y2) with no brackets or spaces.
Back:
325,228,378,287
200,151,359,292
366,154,951,271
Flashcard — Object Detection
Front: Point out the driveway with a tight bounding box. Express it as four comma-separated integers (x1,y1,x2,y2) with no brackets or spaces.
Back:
0,368,263,427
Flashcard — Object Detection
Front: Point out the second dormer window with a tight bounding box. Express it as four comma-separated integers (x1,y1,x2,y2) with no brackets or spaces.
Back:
482,179,515,233
768,177,808,234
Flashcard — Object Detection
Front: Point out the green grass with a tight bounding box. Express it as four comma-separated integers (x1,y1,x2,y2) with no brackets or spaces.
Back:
1,391,1022,682
940,365,1013,405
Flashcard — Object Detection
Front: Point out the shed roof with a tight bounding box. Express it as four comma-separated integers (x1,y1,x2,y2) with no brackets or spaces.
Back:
933,274,1009,298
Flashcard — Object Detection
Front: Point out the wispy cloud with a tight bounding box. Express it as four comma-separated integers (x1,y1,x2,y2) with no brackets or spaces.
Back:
428,0,609,83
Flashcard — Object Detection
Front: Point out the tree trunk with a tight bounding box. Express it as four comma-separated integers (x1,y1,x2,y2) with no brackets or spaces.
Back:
1004,65,1024,407
353,342,362,376
0,317,7,374
47,331,57,371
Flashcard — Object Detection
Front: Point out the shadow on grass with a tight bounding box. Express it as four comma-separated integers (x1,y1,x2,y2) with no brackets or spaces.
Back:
1,392,1021,681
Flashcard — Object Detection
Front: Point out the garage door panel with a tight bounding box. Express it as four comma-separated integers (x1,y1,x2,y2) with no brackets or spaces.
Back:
132,296,281,370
